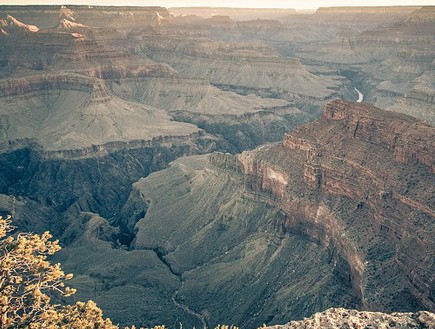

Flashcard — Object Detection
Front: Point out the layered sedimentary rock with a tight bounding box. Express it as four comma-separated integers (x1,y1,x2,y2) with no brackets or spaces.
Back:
0,23,175,79
361,8,435,125
110,99,433,327
0,7,320,154
321,100,434,172
110,77,288,115
122,154,359,328
219,7,433,126
0,73,206,153
137,31,342,100
0,5,434,328
108,77,310,152
292,7,435,125
0,14,39,33
255,100,435,312
0,5,172,29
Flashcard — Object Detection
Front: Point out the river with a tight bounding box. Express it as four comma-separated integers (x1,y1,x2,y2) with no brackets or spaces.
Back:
354,87,364,103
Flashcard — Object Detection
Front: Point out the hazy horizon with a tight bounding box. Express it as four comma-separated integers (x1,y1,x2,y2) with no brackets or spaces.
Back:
1,0,434,10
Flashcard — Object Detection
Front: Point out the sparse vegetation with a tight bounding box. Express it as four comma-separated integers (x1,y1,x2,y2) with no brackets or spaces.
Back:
0,215,116,328
0,215,242,329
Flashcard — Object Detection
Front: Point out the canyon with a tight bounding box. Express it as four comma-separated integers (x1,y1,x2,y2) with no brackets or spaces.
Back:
119,100,433,327
0,4,434,328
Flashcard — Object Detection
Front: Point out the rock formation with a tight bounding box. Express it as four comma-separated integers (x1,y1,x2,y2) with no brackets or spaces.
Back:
0,6,319,153
108,100,433,327
0,73,206,153
266,307,435,329
169,7,297,21
0,5,173,29
0,5,434,328
134,28,341,100
292,7,435,125
0,14,39,33
241,100,435,313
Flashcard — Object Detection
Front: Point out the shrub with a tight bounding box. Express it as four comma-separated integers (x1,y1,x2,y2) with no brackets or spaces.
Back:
0,215,116,328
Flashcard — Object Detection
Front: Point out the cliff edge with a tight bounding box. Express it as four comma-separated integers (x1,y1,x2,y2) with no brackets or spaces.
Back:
120,99,434,327
266,307,435,329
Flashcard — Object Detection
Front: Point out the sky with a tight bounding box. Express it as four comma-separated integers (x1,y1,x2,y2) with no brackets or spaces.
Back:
2,0,434,9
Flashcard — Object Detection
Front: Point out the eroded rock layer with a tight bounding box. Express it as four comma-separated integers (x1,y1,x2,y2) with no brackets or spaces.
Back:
0,5,434,328
235,99,435,313
113,99,433,327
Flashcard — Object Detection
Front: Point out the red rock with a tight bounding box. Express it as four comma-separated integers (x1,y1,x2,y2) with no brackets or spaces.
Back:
210,99,435,312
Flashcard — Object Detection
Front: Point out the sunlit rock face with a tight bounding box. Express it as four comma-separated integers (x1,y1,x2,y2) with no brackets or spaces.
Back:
0,5,322,155
0,5,172,29
265,308,435,329
122,100,433,327
0,5,434,329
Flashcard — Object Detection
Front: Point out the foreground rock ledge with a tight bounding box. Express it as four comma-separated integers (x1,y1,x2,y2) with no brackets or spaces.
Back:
266,308,435,329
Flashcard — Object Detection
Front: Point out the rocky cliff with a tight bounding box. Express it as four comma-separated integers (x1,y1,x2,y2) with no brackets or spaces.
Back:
107,99,433,327
1,93,433,327
0,5,172,29
136,29,342,100
0,5,434,328
266,307,435,329
0,73,209,153
0,9,317,154
233,100,434,313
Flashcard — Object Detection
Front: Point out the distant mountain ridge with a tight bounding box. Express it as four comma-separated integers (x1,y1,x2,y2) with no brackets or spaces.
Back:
0,5,433,328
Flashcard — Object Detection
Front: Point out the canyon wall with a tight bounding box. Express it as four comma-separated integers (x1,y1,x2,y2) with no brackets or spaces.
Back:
0,5,434,328
210,99,434,313
119,99,433,327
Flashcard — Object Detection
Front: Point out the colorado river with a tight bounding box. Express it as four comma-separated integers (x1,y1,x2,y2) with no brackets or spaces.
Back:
354,87,364,103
